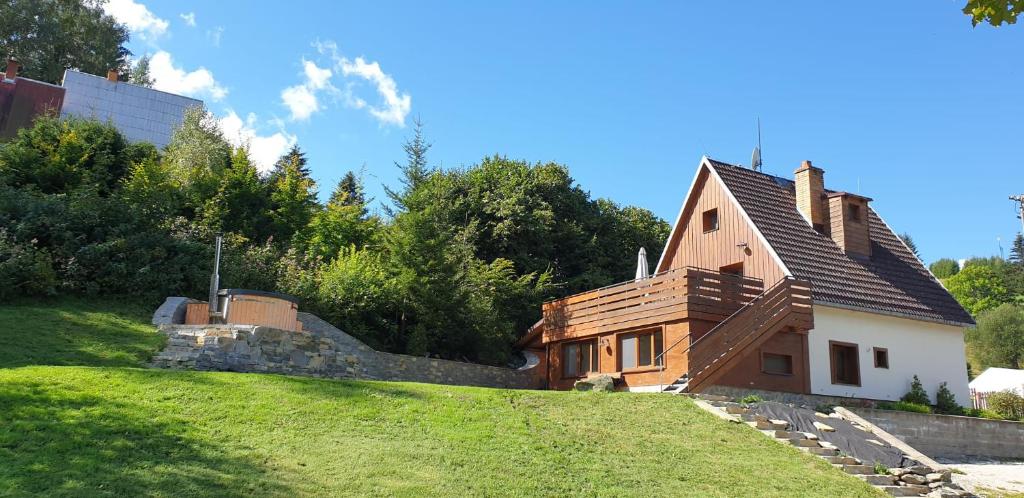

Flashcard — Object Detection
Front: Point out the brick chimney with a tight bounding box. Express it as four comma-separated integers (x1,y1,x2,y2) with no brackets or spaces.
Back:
5,59,18,80
827,192,872,259
794,160,826,232
106,69,119,82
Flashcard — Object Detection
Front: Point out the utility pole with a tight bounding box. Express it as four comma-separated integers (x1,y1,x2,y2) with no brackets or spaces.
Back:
1012,194,1024,234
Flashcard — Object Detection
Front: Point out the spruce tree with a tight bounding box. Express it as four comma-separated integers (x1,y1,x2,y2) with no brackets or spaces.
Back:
329,171,366,210
900,232,921,259
385,117,431,213
1010,233,1024,266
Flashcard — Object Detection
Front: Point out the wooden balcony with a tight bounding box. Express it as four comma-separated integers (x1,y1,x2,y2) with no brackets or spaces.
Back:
541,267,764,343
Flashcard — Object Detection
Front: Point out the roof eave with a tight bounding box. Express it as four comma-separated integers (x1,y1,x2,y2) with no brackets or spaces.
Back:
813,300,975,328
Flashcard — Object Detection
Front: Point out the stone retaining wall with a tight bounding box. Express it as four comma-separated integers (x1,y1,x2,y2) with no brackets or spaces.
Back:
855,407,1024,460
152,311,544,390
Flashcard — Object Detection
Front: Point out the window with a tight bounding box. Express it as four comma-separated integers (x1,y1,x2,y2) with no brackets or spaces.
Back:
873,347,889,369
830,341,860,386
847,203,862,223
702,208,719,232
761,352,793,376
562,340,599,378
619,330,664,370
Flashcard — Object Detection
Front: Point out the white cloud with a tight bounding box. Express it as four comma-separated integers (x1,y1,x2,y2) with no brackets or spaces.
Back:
280,59,334,121
180,12,196,27
284,40,411,127
303,60,332,90
149,51,227,101
103,0,169,40
281,85,320,121
218,111,297,173
337,57,411,127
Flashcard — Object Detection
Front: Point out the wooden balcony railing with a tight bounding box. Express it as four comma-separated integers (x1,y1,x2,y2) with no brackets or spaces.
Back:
541,267,764,342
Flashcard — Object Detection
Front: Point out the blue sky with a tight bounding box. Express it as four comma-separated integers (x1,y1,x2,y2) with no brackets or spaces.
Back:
107,0,1023,265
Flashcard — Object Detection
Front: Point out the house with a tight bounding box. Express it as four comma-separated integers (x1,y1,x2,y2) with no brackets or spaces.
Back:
0,59,202,149
519,156,974,404
0,60,65,140
61,69,202,149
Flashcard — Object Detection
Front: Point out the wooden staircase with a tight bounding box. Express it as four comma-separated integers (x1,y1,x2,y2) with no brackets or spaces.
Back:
662,277,813,394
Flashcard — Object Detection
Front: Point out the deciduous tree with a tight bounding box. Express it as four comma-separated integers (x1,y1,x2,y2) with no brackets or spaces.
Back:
0,0,131,84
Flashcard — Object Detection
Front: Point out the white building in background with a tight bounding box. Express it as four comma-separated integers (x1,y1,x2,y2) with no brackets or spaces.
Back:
970,367,1024,395
60,70,202,149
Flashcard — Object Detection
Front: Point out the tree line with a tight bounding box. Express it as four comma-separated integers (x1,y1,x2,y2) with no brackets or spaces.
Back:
0,112,669,365
928,239,1024,375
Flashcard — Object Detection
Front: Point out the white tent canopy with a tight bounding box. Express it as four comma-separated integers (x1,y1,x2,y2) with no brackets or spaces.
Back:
969,367,1024,394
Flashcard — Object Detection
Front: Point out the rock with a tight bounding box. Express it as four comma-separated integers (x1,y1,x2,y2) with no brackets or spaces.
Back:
928,482,944,489
814,412,830,418
890,468,909,477
902,474,927,485
865,438,885,446
925,473,943,483
573,374,615,392
883,485,923,496
828,412,844,419
909,465,933,476
813,421,836,432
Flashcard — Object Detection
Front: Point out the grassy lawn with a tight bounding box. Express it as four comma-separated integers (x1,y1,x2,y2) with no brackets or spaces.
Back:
0,299,881,497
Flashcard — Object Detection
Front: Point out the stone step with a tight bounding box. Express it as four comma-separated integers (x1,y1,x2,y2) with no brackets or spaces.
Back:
822,455,853,464
774,430,797,439
724,405,749,415
695,394,731,402
842,464,875,475
788,438,820,448
741,413,768,423
769,419,789,430
805,447,840,457
889,484,931,496
858,474,897,486
746,420,773,430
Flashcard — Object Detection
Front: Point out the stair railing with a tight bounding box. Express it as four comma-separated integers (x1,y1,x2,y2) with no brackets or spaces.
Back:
655,276,801,392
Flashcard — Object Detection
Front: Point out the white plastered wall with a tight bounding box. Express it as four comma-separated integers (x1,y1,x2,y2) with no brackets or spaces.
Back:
807,305,970,405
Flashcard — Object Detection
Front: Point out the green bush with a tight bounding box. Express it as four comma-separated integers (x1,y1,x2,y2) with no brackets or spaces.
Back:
964,408,1004,420
934,382,964,415
987,390,1024,420
739,394,764,404
877,401,932,414
901,375,931,405
0,230,57,299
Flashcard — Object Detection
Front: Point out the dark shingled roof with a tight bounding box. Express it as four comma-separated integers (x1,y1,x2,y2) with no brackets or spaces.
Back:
707,158,974,326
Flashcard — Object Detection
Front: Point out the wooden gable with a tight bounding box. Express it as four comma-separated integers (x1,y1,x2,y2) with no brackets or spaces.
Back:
656,160,788,286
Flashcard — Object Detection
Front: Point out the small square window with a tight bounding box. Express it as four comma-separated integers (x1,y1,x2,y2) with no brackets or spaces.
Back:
761,352,793,376
702,208,719,232
873,347,889,369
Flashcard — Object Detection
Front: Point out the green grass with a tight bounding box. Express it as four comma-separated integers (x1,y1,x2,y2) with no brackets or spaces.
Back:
0,298,163,368
0,298,882,497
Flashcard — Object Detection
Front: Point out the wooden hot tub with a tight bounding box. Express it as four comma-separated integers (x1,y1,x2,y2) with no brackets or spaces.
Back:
184,289,302,332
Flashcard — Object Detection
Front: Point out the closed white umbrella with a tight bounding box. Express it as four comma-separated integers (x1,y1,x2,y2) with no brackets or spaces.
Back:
635,247,649,281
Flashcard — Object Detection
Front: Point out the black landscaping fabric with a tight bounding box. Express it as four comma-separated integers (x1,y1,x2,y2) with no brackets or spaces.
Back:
749,402,918,469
